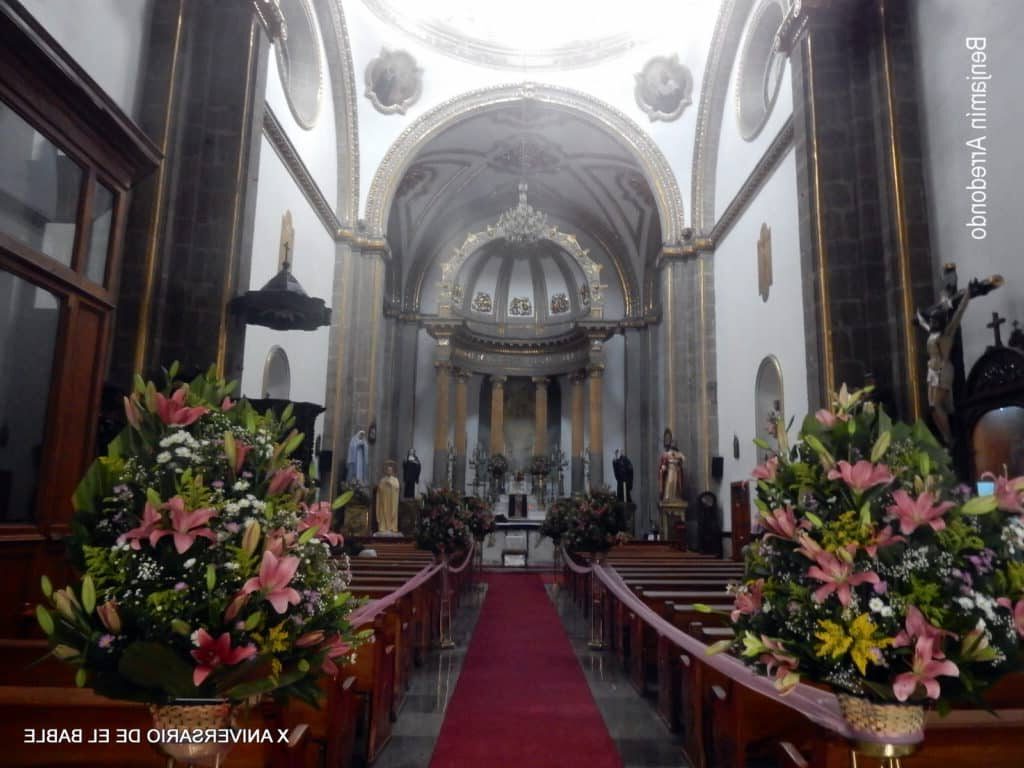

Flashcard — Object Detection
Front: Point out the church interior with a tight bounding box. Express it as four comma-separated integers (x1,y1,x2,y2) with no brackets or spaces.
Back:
3,0,1024,766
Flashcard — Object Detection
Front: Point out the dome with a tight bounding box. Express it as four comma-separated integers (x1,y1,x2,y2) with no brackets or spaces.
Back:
451,239,591,339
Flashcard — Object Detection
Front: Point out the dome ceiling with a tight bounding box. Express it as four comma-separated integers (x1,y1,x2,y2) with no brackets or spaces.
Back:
385,101,663,321
453,240,590,339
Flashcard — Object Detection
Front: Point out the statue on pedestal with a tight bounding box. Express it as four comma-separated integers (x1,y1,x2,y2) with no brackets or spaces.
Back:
402,449,421,498
659,442,685,503
375,461,400,533
346,429,368,484
916,265,1002,444
612,449,634,503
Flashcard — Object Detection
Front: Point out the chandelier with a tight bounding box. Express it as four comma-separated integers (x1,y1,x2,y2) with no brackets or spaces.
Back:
496,181,548,244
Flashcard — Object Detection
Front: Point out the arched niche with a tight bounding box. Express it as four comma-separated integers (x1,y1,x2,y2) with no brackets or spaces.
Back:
262,346,291,399
754,355,784,459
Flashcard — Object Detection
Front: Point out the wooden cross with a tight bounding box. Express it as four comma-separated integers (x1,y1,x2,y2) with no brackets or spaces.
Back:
987,311,1006,347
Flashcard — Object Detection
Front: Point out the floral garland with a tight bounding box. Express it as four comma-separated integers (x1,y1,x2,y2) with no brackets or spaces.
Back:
36,365,366,705
724,385,1024,706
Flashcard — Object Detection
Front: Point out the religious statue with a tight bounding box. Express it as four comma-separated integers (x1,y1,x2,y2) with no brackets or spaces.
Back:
346,430,368,484
915,265,1002,444
401,449,421,498
612,449,634,503
375,461,400,533
659,442,685,503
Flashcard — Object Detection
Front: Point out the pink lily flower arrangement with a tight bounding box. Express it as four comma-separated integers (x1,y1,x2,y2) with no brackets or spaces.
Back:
37,365,363,705
721,383,1024,713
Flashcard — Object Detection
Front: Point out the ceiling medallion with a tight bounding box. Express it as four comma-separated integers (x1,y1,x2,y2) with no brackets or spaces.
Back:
634,54,693,123
495,182,548,244
365,48,423,115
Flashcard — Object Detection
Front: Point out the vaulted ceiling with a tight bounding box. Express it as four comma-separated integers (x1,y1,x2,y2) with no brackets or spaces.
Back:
384,101,663,319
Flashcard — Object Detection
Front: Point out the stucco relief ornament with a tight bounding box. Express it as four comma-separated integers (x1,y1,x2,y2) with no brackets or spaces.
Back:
509,296,533,317
472,292,493,314
550,293,570,315
365,48,423,115
634,54,693,123
758,222,773,302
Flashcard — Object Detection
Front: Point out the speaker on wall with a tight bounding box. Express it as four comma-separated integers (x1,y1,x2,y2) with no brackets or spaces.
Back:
711,455,724,481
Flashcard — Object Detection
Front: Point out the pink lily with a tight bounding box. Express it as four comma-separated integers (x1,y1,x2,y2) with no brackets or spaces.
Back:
118,501,163,550
263,527,296,557
268,466,301,496
893,605,955,652
299,502,344,547
795,532,824,562
827,460,894,493
231,440,251,475
981,471,1024,513
864,524,905,557
320,634,353,677
96,600,122,634
996,598,1024,638
221,396,235,411
731,579,764,623
806,550,881,607
892,636,959,702
815,409,838,428
242,550,301,613
752,456,779,481
123,395,142,430
761,506,802,540
150,496,216,554
190,629,257,687
759,636,800,693
887,489,953,535
153,386,209,426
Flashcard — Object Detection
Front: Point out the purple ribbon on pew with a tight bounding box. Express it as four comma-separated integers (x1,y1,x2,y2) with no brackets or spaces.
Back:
562,548,594,574
594,564,924,748
349,562,443,628
445,539,476,574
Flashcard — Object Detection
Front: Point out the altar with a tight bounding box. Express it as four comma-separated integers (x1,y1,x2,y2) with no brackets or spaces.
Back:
480,520,555,567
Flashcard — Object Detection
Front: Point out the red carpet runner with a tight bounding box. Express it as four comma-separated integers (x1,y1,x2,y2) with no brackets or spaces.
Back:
429,573,622,768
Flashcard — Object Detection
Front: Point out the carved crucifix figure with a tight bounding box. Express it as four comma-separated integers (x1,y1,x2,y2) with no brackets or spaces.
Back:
987,311,1006,347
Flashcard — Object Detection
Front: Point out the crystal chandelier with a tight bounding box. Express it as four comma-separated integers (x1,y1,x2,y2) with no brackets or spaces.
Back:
496,181,547,244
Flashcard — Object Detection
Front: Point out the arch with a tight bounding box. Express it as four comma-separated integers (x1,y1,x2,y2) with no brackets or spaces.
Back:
691,0,760,233
754,354,784,459
315,0,360,225
364,83,686,245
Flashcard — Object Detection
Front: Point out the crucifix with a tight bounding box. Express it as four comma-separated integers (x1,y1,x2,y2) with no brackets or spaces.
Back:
987,311,1006,347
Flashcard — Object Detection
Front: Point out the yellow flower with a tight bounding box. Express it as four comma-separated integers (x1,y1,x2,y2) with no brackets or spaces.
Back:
849,613,891,675
254,622,291,654
816,615,891,675
815,620,852,660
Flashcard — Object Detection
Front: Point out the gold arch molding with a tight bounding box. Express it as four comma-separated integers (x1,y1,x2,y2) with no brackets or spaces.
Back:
364,83,687,245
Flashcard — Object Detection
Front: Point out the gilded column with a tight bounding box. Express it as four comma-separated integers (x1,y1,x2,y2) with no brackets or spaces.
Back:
533,376,549,456
433,362,451,484
588,365,604,487
569,371,585,492
453,369,470,491
490,375,506,456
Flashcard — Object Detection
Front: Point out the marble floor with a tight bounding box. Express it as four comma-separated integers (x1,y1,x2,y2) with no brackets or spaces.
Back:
372,574,687,768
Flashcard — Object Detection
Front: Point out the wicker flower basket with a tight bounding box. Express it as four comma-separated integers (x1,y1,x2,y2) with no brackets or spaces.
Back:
149,701,236,766
837,694,924,741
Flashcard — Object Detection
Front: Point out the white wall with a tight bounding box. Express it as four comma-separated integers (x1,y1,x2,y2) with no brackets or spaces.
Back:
20,0,154,120
240,136,336,407
412,327,438,480
713,6,793,217
265,8,340,212
714,149,807,529
912,0,1024,369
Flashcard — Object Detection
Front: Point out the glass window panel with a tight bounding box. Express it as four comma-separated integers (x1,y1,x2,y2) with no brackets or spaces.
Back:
0,101,82,266
0,269,62,523
86,183,114,284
